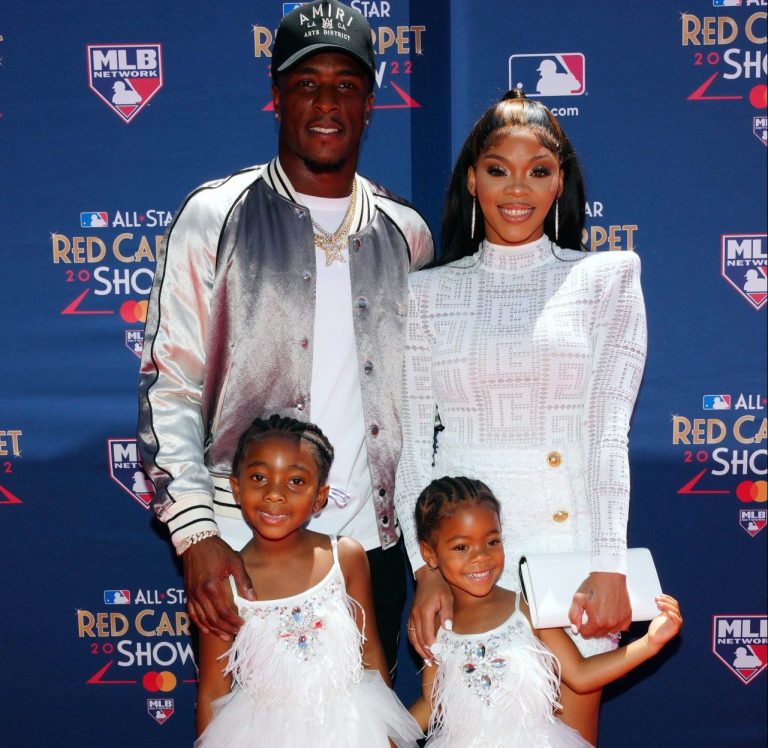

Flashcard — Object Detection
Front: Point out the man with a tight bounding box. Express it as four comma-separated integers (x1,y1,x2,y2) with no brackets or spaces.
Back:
138,0,433,673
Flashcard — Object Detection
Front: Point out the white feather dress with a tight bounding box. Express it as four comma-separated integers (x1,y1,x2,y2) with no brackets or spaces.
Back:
195,537,422,747
425,594,593,748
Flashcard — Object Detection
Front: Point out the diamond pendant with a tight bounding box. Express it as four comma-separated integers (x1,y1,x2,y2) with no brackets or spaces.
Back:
317,237,346,266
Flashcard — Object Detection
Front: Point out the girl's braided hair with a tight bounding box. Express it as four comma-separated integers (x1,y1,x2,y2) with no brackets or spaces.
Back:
231,414,334,484
415,476,501,543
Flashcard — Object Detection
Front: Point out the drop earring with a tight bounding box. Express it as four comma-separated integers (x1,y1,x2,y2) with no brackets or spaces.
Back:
471,197,477,240
555,199,559,244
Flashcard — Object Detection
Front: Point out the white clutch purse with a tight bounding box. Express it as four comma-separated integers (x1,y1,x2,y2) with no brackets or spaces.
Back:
518,548,663,629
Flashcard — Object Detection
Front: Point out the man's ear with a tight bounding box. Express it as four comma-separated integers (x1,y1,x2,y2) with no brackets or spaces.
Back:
364,92,374,125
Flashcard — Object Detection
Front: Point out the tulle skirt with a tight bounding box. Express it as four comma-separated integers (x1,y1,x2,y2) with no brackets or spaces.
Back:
195,670,423,748
425,718,593,748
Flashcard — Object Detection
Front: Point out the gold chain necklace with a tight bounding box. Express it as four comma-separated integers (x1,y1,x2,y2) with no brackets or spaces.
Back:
310,179,358,266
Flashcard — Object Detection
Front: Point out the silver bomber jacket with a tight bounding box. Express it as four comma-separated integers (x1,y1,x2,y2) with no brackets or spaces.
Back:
138,158,434,551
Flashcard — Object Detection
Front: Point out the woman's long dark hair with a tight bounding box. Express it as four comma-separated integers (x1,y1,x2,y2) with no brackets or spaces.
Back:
439,89,586,265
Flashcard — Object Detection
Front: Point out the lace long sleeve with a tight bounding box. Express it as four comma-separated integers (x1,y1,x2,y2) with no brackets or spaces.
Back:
394,274,438,572
582,252,647,573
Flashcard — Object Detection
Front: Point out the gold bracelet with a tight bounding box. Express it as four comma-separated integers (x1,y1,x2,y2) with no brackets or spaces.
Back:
176,529,219,556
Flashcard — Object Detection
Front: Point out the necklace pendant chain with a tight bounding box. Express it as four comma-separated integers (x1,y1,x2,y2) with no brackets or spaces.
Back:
317,236,346,266
311,179,358,267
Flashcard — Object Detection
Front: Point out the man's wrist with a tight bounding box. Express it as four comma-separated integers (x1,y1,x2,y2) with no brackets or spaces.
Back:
176,529,220,557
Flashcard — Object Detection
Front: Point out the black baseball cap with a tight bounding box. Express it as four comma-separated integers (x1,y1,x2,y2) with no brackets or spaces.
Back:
272,0,375,77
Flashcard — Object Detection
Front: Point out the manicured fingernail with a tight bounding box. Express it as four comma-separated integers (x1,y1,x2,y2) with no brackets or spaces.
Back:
570,624,579,634
445,619,453,631
423,659,432,667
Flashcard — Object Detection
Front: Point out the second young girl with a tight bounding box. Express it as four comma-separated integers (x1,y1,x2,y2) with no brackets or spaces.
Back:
195,414,421,747
409,476,682,748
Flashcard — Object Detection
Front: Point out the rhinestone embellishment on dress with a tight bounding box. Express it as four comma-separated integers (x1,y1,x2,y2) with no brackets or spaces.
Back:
277,601,324,660
460,638,507,704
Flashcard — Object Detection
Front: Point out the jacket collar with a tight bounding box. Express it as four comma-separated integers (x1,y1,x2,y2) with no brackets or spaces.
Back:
263,157,374,233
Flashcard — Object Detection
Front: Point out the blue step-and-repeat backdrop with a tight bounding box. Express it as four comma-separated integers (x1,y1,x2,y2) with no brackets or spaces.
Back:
1,1,766,745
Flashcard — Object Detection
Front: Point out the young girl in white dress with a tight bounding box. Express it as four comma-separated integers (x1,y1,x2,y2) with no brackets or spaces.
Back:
408,476,682,748
195,415,422,748
396,88,648,743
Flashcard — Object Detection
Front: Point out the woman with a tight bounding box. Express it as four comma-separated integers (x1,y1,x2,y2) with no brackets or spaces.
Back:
394,89,647,744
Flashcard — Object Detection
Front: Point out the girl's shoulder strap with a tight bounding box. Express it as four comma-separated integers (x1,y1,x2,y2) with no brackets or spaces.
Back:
514,590,522,613
227,574,239,602
330,535,339,564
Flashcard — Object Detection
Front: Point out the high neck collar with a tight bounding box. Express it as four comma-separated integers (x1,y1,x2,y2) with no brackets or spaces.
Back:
476,236,554,271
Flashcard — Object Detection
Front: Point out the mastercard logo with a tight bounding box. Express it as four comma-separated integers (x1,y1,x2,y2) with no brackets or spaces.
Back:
121,300,148,324
736,480,767,503
749,84,767,110
143,670,177,692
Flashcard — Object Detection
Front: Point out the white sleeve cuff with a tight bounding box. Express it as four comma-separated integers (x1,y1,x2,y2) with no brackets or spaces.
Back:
590,553,627,576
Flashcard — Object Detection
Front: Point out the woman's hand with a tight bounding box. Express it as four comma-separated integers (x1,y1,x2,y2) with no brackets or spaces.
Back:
568,571,631,638
408,567,455,664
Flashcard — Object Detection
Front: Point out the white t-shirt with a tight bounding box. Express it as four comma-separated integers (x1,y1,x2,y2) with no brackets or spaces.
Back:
296,191,379,550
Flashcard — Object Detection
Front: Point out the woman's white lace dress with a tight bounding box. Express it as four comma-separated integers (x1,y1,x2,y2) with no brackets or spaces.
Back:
395,238,646,653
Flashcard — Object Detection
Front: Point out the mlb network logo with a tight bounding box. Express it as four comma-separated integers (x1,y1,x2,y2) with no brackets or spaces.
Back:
721,234,768,311
703,394,731,410
740,509,767,538
509,53,585,97
712,615,767,685
87,44,163,124
147,698,174,725
125,330,144,359
755,117,768,147
107,438,155,509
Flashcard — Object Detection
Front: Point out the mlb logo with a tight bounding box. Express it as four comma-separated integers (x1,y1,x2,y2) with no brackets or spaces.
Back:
283,2,303,14
80,211,108,228
721,234,768,311
740,509,767,538
509,53,585,97
712,615,767,685
104,589,131,605
125,330,145,359
754,116,768,147
87,44,163,124
713,0,741,6
107,438,155,509
147,698,174,725
702,394,731,410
